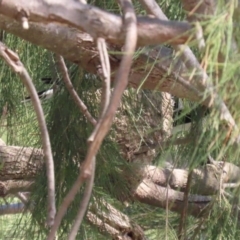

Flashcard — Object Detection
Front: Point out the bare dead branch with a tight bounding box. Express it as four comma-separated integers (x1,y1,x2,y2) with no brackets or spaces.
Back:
68,157,96,240
0,0,196,46
0,145,43,181
1,141,240,223
178,171,193,240
15,192,29,205
0,180,34,196
82,0,137,177
88,38,111,143
133,179,211,217
47,174,85,240
0,15,208,103
87,212,120,237
97,38,111,114
56,55,97,126
0,42,56,226
88,200,147,239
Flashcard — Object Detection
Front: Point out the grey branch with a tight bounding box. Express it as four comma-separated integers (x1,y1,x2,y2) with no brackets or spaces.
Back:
0,42,56,227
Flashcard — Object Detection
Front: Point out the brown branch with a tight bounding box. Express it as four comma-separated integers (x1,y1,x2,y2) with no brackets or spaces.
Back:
88,38,111,142
0,42,55,226
47,173,85,240
0,0,196,46
0,145,43,181
56,55,97,126
88,200,147,240
68,157,96,240
1,141,240,222
15,192,29,205
0,15,206,103
86,212,120,238
82,0,137,177
178,171,193,240
0,180,34,196
133,179,211,217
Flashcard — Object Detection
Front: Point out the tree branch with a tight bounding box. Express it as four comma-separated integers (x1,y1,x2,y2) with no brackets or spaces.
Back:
68,157,96,240
0,0,196,46
0,15,207,102
0,43,55,226
56,55,97,126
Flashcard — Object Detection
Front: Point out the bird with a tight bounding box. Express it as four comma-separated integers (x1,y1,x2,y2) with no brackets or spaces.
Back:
22,77,60,103
172,98,209,134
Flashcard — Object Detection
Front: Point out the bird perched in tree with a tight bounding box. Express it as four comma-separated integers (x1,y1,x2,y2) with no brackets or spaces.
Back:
22,77,60,103
172,98,209,134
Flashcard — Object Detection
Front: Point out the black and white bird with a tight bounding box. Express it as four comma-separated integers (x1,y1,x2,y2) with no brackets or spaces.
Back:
22,77,60,103
172,98,209,134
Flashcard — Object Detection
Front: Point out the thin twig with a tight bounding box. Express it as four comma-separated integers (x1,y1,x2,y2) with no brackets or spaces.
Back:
0,42,56,227
97,38,111,114
56,55,97,126
178,171,193,240
15,192,28,205
68,157,96,240
88,38,111,143
47,173,85,240
82,0,137,177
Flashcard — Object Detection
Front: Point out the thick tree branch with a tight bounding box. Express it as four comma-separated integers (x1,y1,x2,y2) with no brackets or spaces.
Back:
2,140,240,230
0,0,196,46
0,180,34,196
0,145,43,181
0,15,205,102
133,179,211,217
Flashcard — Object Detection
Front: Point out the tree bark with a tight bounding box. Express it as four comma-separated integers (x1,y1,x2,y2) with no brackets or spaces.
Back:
0,12,203,104
1,141,239,215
